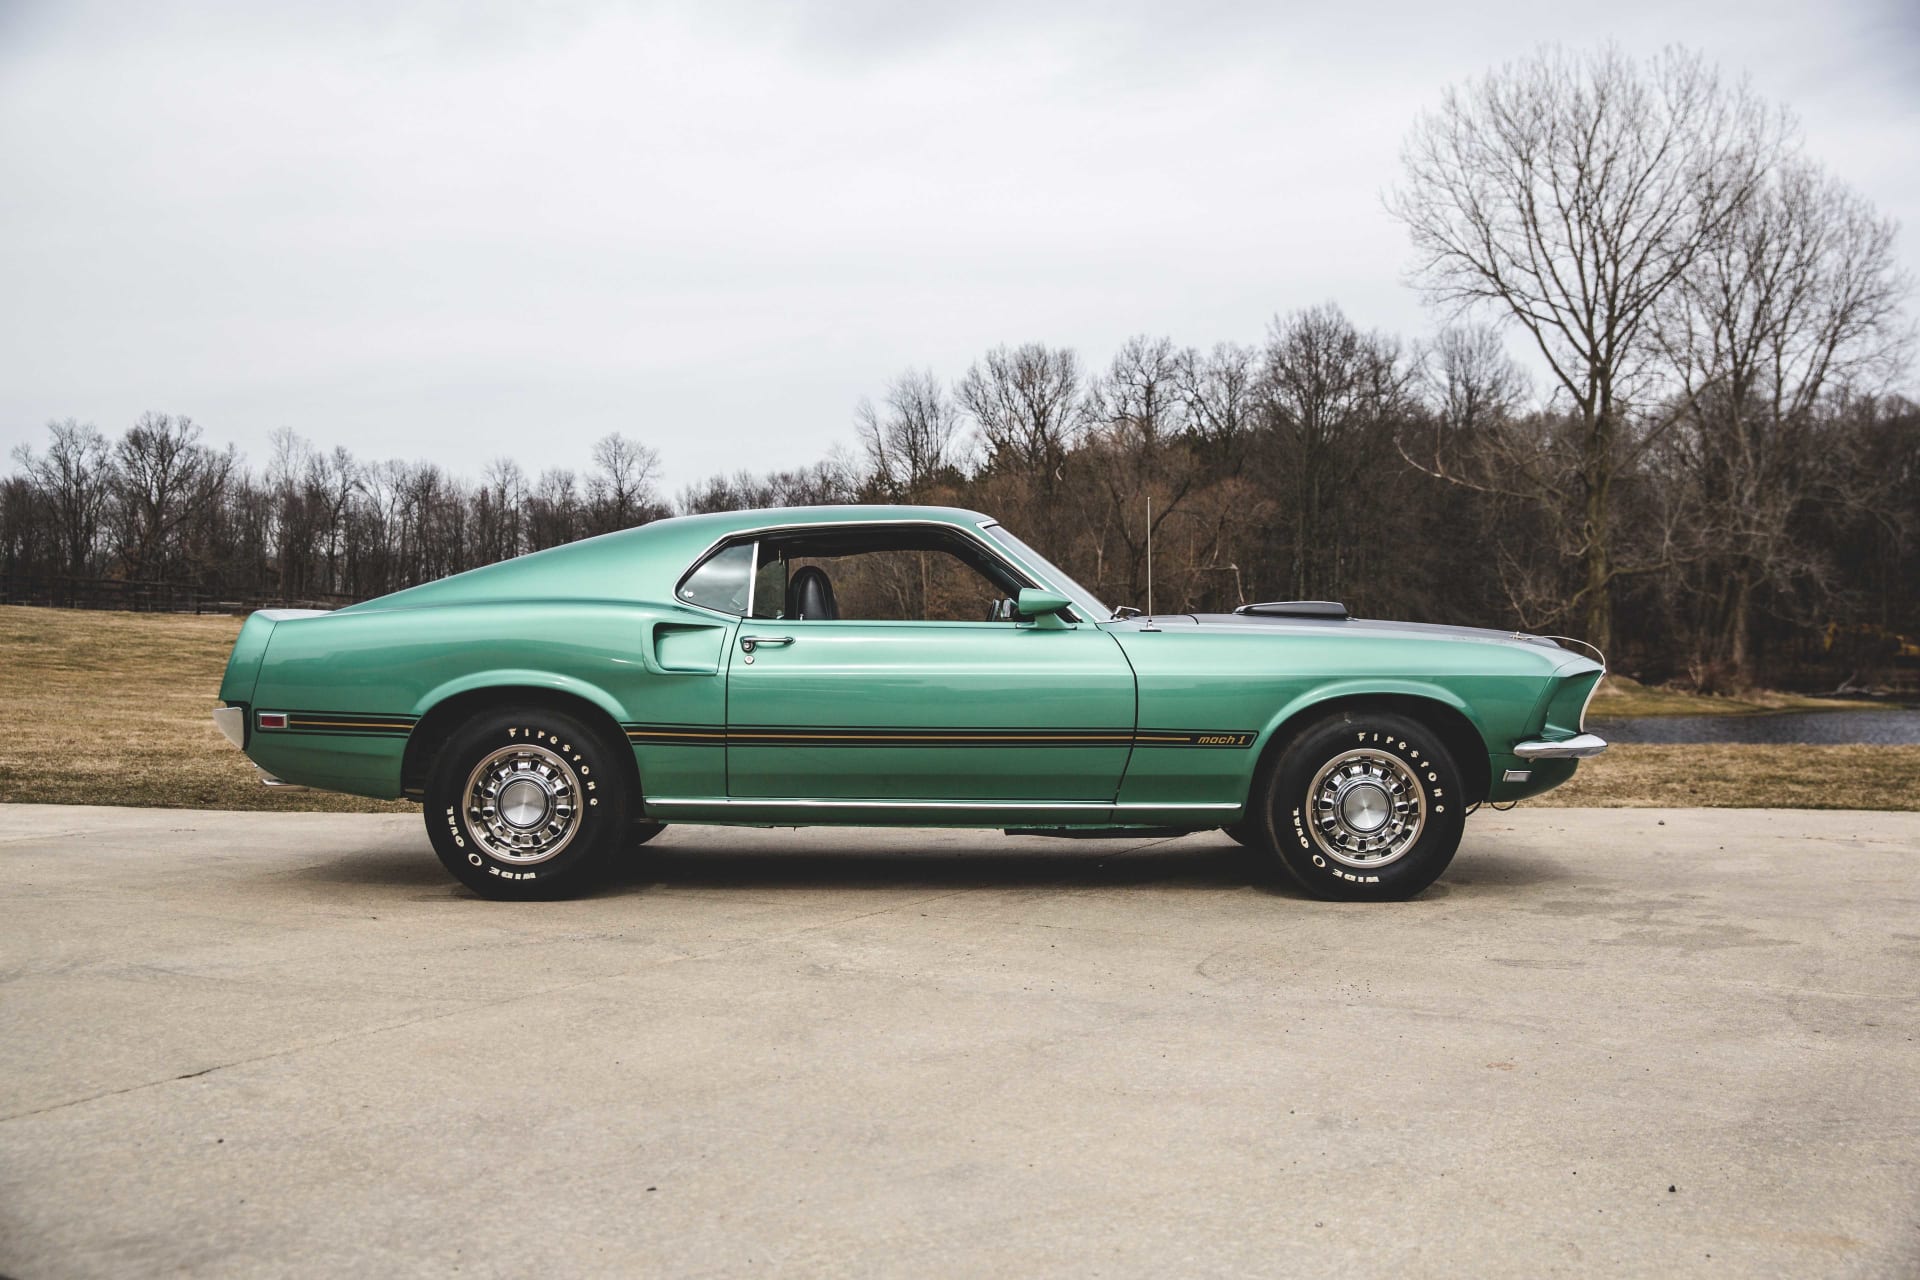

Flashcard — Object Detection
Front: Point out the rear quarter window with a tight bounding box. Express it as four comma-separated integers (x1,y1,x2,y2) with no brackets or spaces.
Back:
677,542,756,614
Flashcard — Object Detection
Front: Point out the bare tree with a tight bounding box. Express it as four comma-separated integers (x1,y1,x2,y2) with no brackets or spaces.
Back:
1424,325,1528,436
679,451,863,515
1390,45,1781,650
585,433,665,534
527,468,582,550
1081,336,1198,605
855,368,965,496
1178,342,1259,472
110,412,235,581
474,457,530,565
1091,336,1188,448
1657,159,1914,681
1260,304,1413,599
12,419,112,577
956,343,1086,484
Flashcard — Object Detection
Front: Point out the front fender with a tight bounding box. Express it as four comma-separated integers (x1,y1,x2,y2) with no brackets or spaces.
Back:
1255,678,1492,757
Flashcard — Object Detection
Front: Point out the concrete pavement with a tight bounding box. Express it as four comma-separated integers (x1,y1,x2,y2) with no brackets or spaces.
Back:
2,804,1917,1277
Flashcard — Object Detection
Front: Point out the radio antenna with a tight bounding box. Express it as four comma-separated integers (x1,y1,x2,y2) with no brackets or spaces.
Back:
1140,495,1160,631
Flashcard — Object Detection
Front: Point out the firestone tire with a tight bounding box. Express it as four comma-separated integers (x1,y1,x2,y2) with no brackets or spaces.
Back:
424,707,632,900
1258,709,1465,902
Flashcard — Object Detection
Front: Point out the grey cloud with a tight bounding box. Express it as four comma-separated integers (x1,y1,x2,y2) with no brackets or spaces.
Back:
1,0,1913,490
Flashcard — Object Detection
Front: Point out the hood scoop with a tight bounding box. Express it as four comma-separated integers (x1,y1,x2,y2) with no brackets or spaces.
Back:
1233,600,1350,620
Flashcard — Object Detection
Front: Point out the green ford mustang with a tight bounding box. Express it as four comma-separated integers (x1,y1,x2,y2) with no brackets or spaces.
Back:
214,504,1606,900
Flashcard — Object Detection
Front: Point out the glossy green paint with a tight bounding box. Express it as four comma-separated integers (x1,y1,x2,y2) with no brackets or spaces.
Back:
725,619,1134,800
217,504,1606,825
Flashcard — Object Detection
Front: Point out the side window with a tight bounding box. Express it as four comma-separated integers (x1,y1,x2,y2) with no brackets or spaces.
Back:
790,547,1006,621
677,542,756,614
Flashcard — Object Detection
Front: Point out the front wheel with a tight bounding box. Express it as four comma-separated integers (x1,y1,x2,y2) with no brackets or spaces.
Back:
424,707,633,899
1258,710,1465,901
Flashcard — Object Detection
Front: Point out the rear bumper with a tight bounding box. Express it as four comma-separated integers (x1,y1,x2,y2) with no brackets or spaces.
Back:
1512,732,1609,760
212,705,246,749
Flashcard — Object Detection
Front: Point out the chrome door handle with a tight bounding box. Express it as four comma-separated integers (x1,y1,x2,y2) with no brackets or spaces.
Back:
739,634,794,654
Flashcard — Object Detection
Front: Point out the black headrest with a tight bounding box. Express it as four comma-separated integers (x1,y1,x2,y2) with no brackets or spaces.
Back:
786,566,838,620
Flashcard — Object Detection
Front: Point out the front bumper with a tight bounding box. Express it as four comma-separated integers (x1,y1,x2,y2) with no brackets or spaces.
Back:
1512,732,1609,760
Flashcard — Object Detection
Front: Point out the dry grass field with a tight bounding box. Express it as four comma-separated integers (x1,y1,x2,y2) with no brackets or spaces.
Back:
0,604,1913,812
0,606,406,813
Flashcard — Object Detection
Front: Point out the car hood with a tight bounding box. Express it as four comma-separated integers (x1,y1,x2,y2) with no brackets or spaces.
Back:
1118,612,1596,665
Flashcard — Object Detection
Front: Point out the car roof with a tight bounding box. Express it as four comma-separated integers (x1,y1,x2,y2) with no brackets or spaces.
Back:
654,504,995,536
342,504,1001,613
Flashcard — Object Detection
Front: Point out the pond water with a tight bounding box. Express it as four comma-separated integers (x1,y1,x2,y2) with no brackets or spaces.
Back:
1592,708,1920,745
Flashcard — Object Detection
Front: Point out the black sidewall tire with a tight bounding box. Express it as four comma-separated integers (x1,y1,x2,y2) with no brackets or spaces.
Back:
424,708,632,899
1260,711,1466,901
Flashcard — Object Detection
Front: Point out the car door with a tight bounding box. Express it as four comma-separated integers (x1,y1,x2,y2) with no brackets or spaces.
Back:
725,617,1136,801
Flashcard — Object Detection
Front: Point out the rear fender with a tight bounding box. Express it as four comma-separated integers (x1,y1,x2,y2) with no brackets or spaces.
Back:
412,669,631,725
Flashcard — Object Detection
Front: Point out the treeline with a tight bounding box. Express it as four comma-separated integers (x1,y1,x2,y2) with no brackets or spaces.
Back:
3,311,1914,690
2,418,685,606
4,45,1917,692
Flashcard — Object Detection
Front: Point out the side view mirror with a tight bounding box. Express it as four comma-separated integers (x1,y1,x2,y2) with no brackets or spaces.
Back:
1016,588,1074,627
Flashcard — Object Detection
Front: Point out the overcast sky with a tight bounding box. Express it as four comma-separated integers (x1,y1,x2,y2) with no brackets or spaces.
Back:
3,0,1915,494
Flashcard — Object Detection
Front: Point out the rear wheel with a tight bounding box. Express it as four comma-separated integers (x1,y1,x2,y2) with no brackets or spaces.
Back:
1258,709,1465,901
423,707,632,899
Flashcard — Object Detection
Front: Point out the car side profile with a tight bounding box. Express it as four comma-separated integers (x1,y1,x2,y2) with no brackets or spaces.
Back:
213,504,1607,900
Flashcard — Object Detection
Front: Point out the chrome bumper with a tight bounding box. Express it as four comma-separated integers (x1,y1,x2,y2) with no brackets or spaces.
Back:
1512,733,1609,760
213,707,307,789
212,705,246,748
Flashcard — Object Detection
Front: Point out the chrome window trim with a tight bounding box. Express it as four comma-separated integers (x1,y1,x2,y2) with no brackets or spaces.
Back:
671,518,1052,622
746,537,760,620
974,520,1106,621
672,540,759,621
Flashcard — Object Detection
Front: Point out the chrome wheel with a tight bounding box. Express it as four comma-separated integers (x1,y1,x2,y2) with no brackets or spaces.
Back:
464,744,582,865
1306,749,1426,870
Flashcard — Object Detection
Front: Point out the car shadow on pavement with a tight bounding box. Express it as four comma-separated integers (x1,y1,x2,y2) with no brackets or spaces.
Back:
289,844,456,890
601,838,1298,896
287,834,1567,902
595,835,1570,900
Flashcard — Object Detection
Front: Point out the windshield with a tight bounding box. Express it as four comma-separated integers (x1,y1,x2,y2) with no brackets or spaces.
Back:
979,523,1111,621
